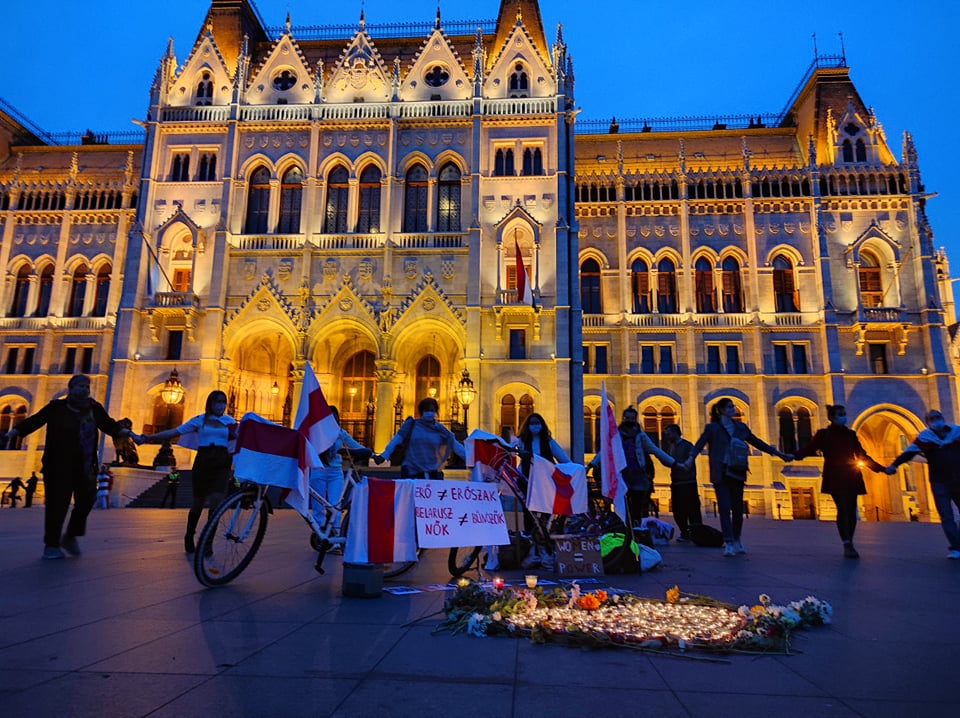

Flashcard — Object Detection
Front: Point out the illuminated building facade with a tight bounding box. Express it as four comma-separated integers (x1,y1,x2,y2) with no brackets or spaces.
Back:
1,0,955,523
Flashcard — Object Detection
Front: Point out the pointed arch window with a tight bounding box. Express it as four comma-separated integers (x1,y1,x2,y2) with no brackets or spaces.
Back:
356,165,382,233
68,264,88,318
858,251,884,307
171,154,190,182
0,404,27,449
323,165,350,233
721,256,744,313
694,257,716,313
500,394,517,441
436,163,461,232
195,72,213,106
521,148,544,176
509,63,529,97
494,148,515,177
772,254,799,312
855,139,867,162
197,153,217,181
778,407,797,454
278,166,303,234
841,139,854,163
519,394,534,429
11,266,30,318
657,258,678,313
403,164,429,232
415,355,442,406
37,265,54,317
341,350,377,421
93,265,111,317
580,258,602,314
244,166,270,234
631,259,651,313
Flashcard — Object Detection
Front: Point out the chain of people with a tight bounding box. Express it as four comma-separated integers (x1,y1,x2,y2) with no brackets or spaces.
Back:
4,371,960,565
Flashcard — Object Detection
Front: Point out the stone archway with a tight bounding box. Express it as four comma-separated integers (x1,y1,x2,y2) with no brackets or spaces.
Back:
855,410,928,522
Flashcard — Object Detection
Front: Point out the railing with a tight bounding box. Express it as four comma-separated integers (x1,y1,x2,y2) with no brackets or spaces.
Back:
160,106,230,123
393,233,465,249
319,103,391,121
152,292,201,309
399,101,472,119
774,313,806,326
576,113,783,135
265,19,496,41
52,316,113,330
483,97,557,116
0,317,48,330
692,312,752,328
858,306,906,323
230,235,304,250
582,314,607,327
626,313,686,327
312,233,386,249
240,105,313,122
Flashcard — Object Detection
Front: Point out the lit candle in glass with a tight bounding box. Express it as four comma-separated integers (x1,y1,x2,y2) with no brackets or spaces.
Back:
456,577,470,588
525,575,538,588
492,577,505,590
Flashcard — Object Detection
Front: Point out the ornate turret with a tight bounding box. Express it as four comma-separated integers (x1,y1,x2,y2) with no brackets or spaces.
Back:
493,0,548,67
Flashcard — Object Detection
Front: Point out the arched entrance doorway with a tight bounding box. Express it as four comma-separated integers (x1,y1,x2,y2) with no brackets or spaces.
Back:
856,409,927,522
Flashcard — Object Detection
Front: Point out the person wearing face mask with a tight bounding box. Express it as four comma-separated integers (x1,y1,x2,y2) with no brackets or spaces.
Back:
374,397,465,479
793,405,884,558
4,375,133,559
886,409,960,559
683,397,790,556
514,413,570,570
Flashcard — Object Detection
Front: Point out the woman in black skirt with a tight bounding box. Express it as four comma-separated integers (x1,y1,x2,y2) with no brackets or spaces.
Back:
139,390,236,553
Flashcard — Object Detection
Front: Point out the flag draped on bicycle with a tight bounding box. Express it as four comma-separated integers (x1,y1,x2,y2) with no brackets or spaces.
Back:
232,362,336,515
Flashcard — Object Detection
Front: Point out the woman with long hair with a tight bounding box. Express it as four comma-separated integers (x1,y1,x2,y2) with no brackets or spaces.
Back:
685,397,790,556
515,412,570,570
793,404,883,558
139,390,237,553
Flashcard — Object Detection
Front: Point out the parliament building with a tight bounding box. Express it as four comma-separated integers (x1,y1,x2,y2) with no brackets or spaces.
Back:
1,0,956,523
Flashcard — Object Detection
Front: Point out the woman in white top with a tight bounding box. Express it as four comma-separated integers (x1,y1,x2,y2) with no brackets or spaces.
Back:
139,390,236,553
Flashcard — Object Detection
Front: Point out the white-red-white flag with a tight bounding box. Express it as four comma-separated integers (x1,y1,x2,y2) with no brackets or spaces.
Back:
515,240,533,305
526,455,588,515
344,477,418,564
599,382,629,523
232,412,321,516
295,361,339,456
466,429,513,482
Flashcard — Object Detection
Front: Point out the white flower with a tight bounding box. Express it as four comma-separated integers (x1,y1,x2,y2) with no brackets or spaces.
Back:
759,593,771,606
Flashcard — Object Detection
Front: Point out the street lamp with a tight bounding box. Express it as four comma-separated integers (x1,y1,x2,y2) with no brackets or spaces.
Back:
160,369,185,405
455,368,476,431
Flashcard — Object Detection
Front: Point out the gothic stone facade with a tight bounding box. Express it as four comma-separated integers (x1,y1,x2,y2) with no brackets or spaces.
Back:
1,0,956,524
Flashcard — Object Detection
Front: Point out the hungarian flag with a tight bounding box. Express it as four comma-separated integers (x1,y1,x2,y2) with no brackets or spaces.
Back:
344,477,418,564
526,455,588,515
232,412,321,516
599,382,629,523
515,239,533,305
295,361,339,456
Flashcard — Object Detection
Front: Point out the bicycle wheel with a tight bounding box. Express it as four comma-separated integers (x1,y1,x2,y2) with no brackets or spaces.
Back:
447,546,482,577
194,488,269,587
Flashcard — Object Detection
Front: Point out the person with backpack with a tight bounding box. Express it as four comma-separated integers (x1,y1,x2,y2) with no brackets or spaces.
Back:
374,397,465,479
682,397,790,556
792,405,884,558
160,469,180,508
590,406,677,529
661,423,703,542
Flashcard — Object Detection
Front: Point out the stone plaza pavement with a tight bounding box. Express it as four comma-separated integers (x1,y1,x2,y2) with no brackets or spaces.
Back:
0,506,956,718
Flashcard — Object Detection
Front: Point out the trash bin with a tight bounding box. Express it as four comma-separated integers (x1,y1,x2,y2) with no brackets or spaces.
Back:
342,563,384,598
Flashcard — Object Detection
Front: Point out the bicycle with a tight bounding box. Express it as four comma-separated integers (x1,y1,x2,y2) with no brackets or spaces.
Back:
193,453,419,587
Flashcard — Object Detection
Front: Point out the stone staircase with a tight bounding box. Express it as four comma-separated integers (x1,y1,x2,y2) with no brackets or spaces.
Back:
125,468,193,508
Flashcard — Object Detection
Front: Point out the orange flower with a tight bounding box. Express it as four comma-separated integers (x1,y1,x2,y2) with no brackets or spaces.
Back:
594,590,608,603
666,585,680,604
577,594,601,610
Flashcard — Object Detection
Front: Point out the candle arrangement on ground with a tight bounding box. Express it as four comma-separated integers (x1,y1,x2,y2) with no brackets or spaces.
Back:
438,581,832,655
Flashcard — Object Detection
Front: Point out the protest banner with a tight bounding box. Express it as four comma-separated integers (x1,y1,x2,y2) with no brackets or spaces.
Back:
413,480,509,548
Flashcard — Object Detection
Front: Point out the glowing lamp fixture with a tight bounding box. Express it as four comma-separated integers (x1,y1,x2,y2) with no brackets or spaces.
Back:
161,369,185,405
455,368,476,409
271,381,280,396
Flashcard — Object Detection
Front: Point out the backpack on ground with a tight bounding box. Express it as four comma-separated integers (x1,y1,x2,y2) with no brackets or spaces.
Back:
600,532,640,574
639,517,675,545
689,523,725,548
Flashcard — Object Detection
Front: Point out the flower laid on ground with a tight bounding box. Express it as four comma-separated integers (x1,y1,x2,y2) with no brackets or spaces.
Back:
438,582,832,655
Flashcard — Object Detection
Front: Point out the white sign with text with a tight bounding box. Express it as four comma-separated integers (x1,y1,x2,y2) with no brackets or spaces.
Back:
413,480,509,548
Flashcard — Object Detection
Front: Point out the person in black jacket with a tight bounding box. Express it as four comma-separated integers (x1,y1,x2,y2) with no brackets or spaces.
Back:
683,397,790,556
4,375,133,559
662,424,702,541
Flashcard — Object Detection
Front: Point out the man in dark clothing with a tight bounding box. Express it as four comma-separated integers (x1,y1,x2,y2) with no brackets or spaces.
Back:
662,424,702,541
887,409,960,559
160,469,180,508
4,375,132,559
7,477,24,507
24,472,39,507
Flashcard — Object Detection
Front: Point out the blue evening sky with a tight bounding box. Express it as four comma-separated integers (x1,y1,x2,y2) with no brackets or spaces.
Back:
3,1,955,269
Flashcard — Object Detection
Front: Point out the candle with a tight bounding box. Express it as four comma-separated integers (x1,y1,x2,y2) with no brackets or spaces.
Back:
525,575,538,588
456,577,470,588
492,576,505,590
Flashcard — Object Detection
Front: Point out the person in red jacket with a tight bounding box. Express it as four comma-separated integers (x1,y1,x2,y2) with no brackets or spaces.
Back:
793,405,884,558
